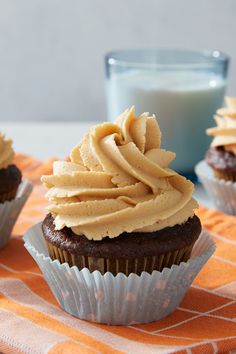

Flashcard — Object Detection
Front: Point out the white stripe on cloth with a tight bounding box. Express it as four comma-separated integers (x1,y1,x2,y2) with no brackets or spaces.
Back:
210,231,236,246
152,300,236,334
0,263,42,277
0,339,23,354
0,307,67,354
170,336,236,354
213,255,236,267
192,284,236,301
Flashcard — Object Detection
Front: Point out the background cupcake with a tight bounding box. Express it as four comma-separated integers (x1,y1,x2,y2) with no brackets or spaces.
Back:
0,132,32,248
206,97,236,181
0,133,22,203
41,107,201,276
195,97,236,215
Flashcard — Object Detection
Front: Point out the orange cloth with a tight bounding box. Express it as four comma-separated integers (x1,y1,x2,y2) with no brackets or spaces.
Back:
0,154,236,353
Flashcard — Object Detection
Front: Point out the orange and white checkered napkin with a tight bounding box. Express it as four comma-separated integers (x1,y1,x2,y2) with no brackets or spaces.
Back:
0,154,236,354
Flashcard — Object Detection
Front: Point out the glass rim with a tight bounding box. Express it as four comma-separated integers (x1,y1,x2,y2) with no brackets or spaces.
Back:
105,48,229,70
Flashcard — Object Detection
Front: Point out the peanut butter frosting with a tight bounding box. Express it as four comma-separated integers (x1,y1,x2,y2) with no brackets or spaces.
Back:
42,107,198,240
207,97,236,155
0,133,14,170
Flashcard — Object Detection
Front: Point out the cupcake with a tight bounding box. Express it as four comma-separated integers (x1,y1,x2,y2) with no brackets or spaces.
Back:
195,97,236,215
0,133,22,203
24,107,214,325
41,107,201,276
206,97,236,181
0,132,33,248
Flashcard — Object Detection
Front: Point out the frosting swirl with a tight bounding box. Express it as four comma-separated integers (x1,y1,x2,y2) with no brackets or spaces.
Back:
42,107,198,240
0,133,14,169
207,97,236,154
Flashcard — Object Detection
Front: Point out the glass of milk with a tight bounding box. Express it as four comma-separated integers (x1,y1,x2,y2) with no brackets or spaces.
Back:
105,49,229,174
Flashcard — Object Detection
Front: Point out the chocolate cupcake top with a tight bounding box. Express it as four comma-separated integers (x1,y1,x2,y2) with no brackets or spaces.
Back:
42,107,198,240
207,97,236,155
0,133,14,170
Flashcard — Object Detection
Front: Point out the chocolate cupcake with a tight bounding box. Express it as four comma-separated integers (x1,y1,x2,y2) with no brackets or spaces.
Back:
41,107,201,275
42,213,201,275
0,132,32,249
0,133,22,203
206,97,236,181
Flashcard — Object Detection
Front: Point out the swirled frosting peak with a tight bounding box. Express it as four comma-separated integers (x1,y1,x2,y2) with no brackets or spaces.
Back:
0,133,14,169
42,107,198,240
207,97,236,154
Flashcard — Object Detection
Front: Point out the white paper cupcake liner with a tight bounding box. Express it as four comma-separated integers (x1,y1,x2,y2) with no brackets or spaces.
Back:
0,180,33,249
23,223,215,325
195,160,236,215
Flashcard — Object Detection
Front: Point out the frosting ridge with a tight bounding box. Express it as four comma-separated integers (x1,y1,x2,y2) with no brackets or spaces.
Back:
207,97,236,154
42,107,198,240
0,133,14,169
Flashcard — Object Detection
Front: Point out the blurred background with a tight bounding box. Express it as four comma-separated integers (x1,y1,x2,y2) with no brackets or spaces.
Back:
0,0,235,122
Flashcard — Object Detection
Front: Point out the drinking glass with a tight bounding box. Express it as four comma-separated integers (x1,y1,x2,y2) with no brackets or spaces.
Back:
105,49,229,174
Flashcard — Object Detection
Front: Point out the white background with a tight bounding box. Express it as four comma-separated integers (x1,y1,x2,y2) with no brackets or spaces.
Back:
0,0,235,121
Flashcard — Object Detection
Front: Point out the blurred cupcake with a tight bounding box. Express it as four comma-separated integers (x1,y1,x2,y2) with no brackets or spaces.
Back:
195,97,236,215
0,132,32,248
0,133,22,203
206,97,236,181
41,107,201,276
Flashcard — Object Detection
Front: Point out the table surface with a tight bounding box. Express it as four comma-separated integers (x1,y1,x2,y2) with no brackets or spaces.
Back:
1,121,214,209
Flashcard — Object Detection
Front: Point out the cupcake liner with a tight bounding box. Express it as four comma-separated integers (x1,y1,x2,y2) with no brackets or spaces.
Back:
46,240,194,276
23,223,215,325
213,169,236,182
195,160,236,215
0,180,33,249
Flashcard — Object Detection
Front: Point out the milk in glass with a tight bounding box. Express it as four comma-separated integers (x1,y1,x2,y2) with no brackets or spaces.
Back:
106,71,226,172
